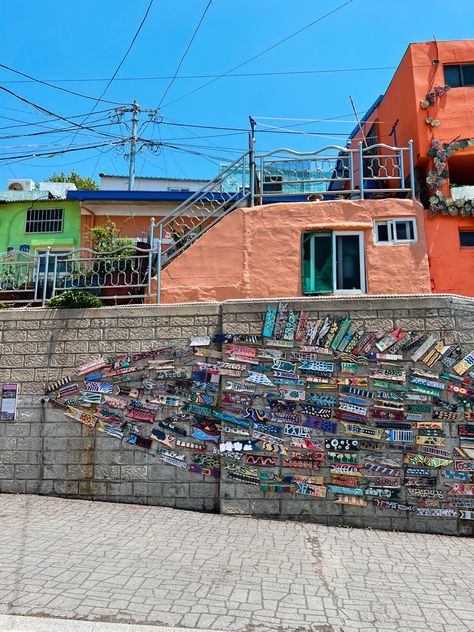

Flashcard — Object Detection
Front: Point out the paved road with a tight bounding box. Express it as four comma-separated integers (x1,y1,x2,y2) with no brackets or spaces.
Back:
0,494,472,632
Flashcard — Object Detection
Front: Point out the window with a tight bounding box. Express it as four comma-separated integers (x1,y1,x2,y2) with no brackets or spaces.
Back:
444,64,474,88
168,187,190,192
374,218,417,244
25,208,64,233
263,175,283,193
36,250,70,274
302,231,366,294
460,231,474,247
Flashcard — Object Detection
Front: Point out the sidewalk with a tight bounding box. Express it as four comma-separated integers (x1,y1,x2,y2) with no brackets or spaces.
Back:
0,615,229,632
0,494,473,632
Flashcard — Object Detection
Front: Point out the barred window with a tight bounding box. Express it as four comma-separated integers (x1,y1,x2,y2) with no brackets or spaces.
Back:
25,208,64,233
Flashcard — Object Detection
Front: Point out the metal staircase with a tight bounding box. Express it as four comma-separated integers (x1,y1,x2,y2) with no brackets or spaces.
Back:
151,151,251,268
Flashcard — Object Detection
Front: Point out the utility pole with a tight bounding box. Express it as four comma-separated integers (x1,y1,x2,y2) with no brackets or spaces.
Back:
128,100,139,191
111,101,162,191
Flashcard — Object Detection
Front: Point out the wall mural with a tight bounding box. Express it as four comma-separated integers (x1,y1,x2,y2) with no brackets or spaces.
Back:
46,304,474,525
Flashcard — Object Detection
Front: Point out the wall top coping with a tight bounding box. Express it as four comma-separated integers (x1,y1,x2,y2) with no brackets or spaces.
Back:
0,302,222,320
0,294,472,321
222,294,474,313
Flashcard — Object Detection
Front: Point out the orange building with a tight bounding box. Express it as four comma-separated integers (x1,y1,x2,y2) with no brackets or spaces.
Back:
158,199,431,303
349,39,474,295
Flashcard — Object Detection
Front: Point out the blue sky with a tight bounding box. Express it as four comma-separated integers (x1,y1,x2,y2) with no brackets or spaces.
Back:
0,0,473,186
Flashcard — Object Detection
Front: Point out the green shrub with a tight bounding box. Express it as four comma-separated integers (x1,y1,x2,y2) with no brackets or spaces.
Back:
46,290,103,309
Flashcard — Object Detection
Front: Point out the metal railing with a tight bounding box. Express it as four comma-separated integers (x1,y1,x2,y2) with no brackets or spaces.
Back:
0,245,158,306
255,141,415,201
150,152,251,278
0,141,416,308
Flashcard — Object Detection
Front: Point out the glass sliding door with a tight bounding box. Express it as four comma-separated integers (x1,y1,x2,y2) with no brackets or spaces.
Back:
333,232,366,293
302,231,333,294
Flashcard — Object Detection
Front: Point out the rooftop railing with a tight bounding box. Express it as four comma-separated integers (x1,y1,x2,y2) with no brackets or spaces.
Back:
255,141,415,201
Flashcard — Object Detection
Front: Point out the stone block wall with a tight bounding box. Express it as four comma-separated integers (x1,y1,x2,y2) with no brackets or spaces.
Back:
0,303,221,511
220,295,474,536
0,294,473,536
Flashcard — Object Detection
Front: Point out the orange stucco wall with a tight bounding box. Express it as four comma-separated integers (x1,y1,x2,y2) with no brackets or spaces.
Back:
80,214,156,247
349,40,474,298
158,199,431,303
425,213,474,295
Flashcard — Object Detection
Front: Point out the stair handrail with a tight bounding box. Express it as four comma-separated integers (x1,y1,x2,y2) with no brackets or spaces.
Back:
156,151,250,227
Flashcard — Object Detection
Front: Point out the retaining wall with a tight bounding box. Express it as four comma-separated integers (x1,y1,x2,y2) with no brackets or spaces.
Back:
0,294,473,536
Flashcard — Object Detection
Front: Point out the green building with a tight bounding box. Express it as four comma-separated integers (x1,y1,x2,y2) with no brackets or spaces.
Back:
0,191,81,256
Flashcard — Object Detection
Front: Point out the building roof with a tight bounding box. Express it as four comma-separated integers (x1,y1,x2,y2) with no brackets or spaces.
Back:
98,174,208,182
67,190,230,202
0,191,67,203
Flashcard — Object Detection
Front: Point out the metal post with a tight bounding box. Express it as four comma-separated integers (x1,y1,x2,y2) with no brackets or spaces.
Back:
358,141,365,199
248,119,256,207
349,150,355,193
156,224,163,304
408,140,416,200
148,216,155,246
241,154,247,200
42,247,51,307
33,253,41,301
51,254,59,298
128,100,139,191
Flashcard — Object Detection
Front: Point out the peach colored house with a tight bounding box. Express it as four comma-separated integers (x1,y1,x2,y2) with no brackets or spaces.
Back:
159,198,430,303
349,39,474,296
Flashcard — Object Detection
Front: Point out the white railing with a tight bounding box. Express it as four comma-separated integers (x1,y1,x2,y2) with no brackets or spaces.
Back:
0,245,157,306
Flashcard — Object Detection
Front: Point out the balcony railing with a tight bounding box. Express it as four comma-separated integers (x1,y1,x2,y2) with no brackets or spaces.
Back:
255,141,415,200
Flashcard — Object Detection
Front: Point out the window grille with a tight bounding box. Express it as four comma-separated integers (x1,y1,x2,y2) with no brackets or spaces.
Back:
25,208,64,233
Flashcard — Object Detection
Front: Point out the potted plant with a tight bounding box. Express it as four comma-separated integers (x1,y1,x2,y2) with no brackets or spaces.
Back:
87,221,151,304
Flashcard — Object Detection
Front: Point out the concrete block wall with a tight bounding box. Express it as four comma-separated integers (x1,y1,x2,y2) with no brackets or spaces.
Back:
0,294,473,536
0,303,222,511
220,295,474,536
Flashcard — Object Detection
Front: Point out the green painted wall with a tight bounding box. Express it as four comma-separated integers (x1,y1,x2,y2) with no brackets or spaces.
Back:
0,200,81,254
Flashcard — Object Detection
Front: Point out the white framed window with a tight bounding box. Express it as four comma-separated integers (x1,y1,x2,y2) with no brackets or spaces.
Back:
374,218,417,244
302,230,366,294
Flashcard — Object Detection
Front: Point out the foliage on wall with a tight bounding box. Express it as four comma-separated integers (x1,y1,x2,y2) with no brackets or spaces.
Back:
427,138,474,217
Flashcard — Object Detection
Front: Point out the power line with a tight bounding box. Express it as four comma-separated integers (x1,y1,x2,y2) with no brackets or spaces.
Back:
158,0,213,107
74,0,156,124
0,107,120,132
0,64,433,84
0,85,120,138
161,0,354,108
159,119,354,136
0,63,128,105
0,119,124,141
0,139,122,165
65,0,156,159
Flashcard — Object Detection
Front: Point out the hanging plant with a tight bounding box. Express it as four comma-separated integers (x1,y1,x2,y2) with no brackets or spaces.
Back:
420,85,450,109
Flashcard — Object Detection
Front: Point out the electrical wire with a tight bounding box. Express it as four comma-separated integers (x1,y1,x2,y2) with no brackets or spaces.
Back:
158,0,213,107
0,85,121,138
161,0,354,108
0,119,125,141
0,63,129,105
63,0,155,160
0,139,122,164
0,64,434,84
73,0,156,124
0,107,121,132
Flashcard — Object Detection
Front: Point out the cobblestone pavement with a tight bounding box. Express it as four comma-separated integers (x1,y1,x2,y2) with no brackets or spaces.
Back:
0,494,473,632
